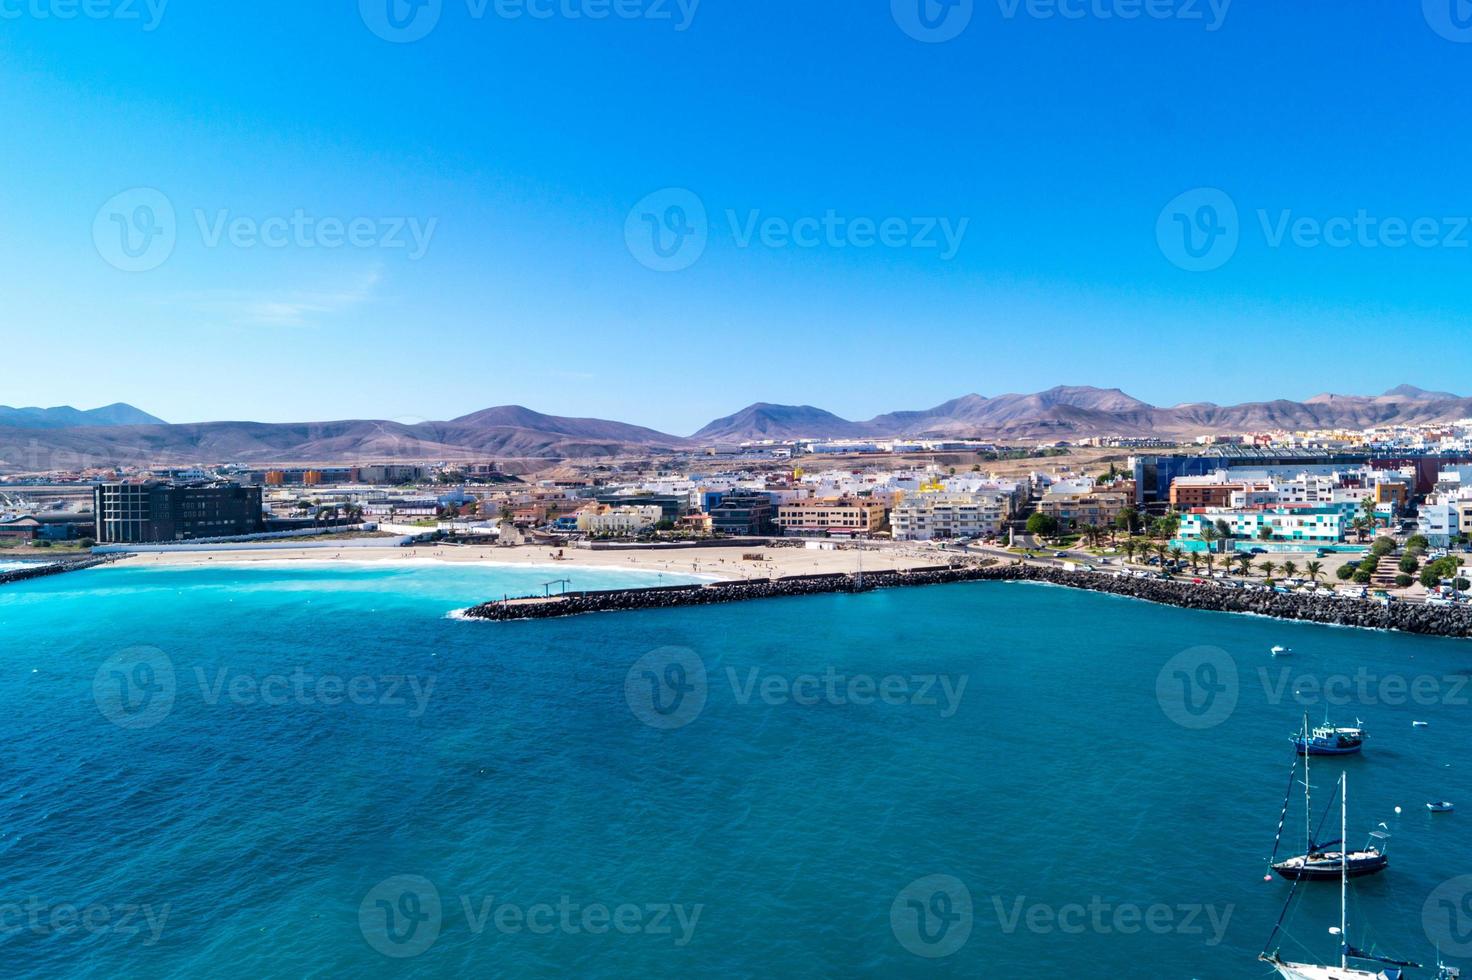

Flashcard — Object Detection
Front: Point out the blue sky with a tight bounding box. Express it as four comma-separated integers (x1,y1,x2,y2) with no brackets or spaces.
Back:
4,0,1472,435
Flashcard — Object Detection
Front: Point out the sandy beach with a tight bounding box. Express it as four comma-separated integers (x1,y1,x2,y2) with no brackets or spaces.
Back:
113,542,954,581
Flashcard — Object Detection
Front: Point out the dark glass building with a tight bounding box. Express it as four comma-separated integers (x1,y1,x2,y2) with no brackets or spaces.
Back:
93,482,265,543
709,491,777,537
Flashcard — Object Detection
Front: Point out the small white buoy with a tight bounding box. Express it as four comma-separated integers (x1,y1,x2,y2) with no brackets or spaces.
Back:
1263,874,1273,882
1395,806,1403,814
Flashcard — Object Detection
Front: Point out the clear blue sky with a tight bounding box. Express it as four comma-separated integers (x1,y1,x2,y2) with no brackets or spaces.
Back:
4,1,1472,435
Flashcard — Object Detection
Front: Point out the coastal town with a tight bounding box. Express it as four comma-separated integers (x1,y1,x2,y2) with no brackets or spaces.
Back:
4,414,1472,606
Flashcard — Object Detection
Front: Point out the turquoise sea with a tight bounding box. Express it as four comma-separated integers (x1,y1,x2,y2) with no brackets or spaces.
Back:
2,561,1470,978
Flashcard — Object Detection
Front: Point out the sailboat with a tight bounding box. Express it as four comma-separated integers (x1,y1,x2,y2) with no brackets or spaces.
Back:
1261,772,1459,979
1270,718,1389,881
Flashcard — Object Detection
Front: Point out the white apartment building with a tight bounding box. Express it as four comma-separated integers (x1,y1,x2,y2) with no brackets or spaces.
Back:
578,505,663,535
890,492,1010,541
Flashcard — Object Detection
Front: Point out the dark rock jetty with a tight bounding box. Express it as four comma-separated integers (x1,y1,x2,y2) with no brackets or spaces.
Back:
461,563,1472,638
0,556,114,588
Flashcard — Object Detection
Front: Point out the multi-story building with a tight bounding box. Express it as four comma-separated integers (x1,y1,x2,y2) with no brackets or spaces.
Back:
94,482,264,543
775,497,886,536
1177,506,1347,546
579,505,664,535
890,492,1011,541
1037,482,1133,529
709,492,777,537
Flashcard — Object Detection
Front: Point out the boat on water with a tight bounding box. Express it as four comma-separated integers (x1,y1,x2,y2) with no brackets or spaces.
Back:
1269,723,1389,882
1294,719,1366,756
1261,773,1458,980
1427,801,1455,813
1273,645,1293,657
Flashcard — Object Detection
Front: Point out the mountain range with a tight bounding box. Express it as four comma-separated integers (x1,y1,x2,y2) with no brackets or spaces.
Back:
0,403,165,429
1,386,1469,472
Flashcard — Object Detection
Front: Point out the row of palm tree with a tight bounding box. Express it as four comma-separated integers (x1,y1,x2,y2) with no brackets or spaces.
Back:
1114,535,1326,585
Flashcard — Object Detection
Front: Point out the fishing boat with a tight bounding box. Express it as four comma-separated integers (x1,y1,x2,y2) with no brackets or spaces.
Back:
1261,773,1459,979
1273,645,1293,657
1269,722,1389,882
1294,718,1366,756
1427,801,1455,813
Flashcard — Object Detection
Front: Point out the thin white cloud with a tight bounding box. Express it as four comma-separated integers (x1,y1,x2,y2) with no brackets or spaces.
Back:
173,267,383,327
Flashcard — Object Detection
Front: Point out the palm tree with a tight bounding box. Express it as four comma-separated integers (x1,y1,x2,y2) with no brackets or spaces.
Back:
1260,560,1277,582
1189,551,1201,574
1204,551,1216,575
1281,560,1299,581
1123,538,1138,563
1236,554,1255,578
1306,560,1324,586
1200,525,1221,555
1168,545,1184,568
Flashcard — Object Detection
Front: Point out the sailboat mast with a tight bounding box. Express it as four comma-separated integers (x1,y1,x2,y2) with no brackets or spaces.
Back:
1303,713,1311,850
1340,772,1348,970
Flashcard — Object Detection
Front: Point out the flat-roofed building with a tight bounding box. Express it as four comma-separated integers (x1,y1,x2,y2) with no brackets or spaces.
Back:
890,491,1010,541
775,497,886,536
94,482,264,543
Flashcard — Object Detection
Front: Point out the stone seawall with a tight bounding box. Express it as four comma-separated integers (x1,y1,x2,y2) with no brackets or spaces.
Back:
0,557,113,588
462,563,1472,638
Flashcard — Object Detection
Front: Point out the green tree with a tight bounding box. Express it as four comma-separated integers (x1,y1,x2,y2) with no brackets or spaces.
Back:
1236,554,1255,577
1260,560,1277,582
1281,560,1299,580
1371,537,1397,557
1305,561,1324,585
1407,534,1430,552
1026,512,1059,537
1258,525,1275,542
1399,554,1420,575
1396,573,1415,588
1116,508,1140,535
1335,564,1355,581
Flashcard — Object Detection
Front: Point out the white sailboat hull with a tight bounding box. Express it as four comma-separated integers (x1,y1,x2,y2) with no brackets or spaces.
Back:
1269,963,1393,980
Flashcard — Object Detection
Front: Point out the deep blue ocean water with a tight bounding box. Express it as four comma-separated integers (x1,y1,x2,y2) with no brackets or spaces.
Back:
1,562,1470,978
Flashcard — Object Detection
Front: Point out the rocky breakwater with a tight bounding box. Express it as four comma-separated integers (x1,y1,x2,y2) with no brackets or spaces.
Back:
0,556,115,588
461,561,1472,638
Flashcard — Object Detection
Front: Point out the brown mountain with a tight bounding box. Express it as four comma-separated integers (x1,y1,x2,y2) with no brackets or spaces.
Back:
2,386,1469,473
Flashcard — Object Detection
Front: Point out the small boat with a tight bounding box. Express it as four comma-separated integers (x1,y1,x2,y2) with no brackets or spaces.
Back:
1294,721,1366,756
1427,801,1455,813
1272,645,1292,657
1413,721,1430,728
